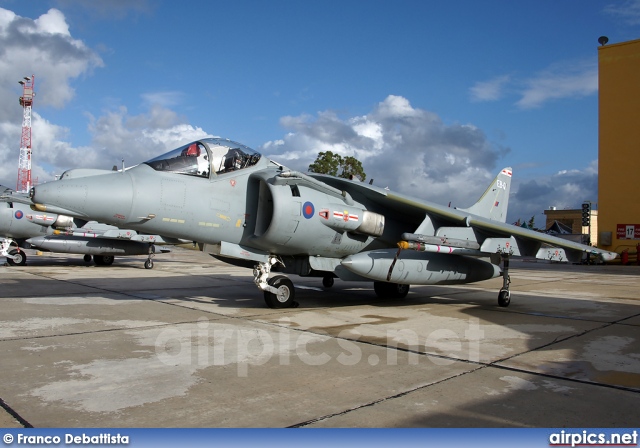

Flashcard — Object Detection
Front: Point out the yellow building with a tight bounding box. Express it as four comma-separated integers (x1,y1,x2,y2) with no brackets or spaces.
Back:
598,37,640,253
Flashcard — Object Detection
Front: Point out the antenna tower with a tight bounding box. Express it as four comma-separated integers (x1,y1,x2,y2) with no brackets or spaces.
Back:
17,75,35,193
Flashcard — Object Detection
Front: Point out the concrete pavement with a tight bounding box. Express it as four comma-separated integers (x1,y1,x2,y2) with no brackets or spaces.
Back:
1,249,639,427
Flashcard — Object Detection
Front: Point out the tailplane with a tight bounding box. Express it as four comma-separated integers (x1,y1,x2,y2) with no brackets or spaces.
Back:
458,167,512,222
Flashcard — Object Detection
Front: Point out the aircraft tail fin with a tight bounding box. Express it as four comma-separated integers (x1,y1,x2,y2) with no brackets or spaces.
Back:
458,167,512,222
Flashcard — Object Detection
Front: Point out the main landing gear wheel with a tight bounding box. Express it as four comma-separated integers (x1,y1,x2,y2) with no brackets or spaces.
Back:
6,249,27,266
498,289,511,307
263,275,296,309
373,281,410,299
83,254,92,263
94,255,115,266
322,275,334,288
144,259,154,269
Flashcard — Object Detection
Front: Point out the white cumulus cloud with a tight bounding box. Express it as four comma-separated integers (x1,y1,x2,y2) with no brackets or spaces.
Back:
0,8,210,187
0,7,103,186
261,95,599,225
262,95,510,211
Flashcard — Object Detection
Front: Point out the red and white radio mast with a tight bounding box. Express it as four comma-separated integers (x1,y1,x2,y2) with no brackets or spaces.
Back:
17,75,35,193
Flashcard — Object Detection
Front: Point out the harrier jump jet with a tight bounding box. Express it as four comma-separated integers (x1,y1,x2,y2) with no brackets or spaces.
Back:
26,138,617,307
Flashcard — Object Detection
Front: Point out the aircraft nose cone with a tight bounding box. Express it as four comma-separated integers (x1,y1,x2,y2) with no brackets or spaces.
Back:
32,171,134,225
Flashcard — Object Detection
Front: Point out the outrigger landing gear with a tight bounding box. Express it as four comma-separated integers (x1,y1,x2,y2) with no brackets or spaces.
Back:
144,244,155,269
498,254,511,307
253,256,298,308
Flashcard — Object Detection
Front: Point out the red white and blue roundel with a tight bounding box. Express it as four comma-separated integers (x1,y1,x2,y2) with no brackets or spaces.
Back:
14,210,24,219
302,201,314,219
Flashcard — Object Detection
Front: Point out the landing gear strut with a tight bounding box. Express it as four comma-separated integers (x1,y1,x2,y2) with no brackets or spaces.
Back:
253,256,298,308
144,244,155,269
498,254,511,307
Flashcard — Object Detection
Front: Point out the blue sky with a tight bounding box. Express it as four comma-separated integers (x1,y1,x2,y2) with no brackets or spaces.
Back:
0,0,639,224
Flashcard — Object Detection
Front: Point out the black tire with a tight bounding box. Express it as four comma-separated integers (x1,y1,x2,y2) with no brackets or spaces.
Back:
498,289,511,307
373,281,410,299
144,259,154,269
264,275,296,308
94,255,115,266
83,254,92,263
322,275,334,288
7,249,27,266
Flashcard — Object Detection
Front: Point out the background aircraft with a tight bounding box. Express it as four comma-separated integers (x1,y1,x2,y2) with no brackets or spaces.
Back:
25,138,617,307
1,185,178,268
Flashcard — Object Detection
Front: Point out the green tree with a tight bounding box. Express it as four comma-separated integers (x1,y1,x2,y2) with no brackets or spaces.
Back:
308,151,366,181
308,151,342,177
340,156,366,181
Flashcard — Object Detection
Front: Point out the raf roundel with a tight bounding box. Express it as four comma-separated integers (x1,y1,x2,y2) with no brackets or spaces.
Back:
302,201,315,219
14,210,23,220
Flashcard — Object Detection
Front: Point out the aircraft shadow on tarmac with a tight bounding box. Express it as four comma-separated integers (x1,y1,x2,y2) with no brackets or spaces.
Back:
389,288,640,427
3,258,640,428
279,281,639,427
267,278,640,427
156,278,640,427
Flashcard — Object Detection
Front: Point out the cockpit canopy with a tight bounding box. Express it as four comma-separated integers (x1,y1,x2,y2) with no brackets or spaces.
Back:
144,138,262,178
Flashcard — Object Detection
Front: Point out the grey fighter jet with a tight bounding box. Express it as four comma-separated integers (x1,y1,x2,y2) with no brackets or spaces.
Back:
26,138,617,307
1,185,177,268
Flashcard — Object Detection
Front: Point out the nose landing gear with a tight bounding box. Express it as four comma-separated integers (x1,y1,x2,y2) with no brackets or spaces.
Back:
2,238,27,266
6,249,26,266
253,256,298,308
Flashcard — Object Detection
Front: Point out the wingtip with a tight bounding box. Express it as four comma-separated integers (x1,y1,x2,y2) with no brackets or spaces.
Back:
594,250,619,262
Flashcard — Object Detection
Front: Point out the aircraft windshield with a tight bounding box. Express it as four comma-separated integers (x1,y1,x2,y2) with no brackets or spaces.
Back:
144,138,262,178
